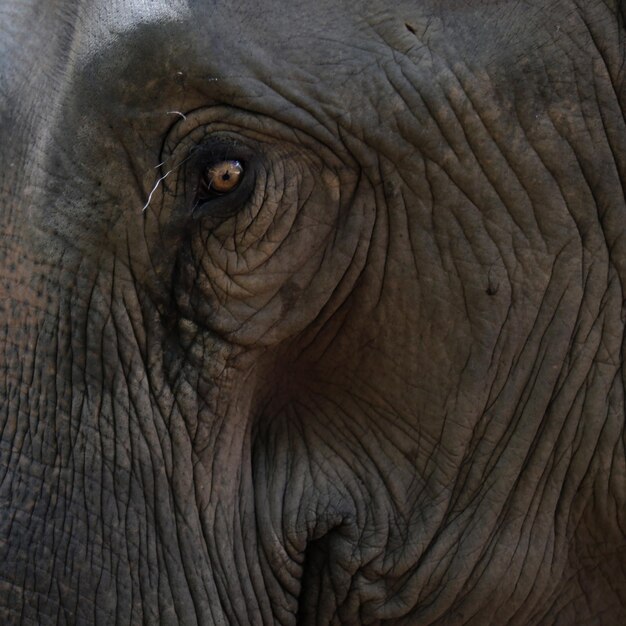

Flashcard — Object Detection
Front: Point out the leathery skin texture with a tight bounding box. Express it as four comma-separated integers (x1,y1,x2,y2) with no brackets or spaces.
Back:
0,0,625,624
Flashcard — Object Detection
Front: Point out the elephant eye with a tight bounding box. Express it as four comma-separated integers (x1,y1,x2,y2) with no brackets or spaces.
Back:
197,159,244,199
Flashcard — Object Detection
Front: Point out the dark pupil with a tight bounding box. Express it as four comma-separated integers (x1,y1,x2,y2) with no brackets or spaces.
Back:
221,172,230,180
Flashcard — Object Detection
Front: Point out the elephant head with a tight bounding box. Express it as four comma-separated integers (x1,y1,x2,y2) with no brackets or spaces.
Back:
1,0,625,623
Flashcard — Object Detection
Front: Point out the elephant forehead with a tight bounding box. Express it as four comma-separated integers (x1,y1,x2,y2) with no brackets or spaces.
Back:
59,0,592,142
66,0,377,102
76,0,192,58
48,0,380,149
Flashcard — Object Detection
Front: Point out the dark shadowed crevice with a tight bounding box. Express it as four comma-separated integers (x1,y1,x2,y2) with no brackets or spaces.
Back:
295,515,359,626
296,533,334,626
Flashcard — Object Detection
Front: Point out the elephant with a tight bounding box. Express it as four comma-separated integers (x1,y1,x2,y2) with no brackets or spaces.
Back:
1,0,625,623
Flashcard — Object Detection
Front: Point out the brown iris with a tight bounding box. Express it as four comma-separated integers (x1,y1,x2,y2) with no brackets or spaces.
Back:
201,160,244,195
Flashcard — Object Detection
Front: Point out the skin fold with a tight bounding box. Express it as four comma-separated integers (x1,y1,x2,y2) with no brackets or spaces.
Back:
0,0,624,623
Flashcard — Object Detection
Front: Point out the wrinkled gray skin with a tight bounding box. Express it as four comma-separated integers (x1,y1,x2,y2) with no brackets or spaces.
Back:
1,0,625,624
